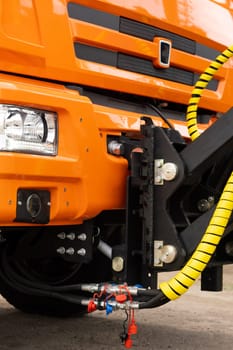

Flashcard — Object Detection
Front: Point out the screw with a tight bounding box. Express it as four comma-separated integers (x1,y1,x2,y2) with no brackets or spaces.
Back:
57,247,66,255
67,233,75,240
66,247,75,255
57,232,66,239
77,248,86,256
78,233,87,241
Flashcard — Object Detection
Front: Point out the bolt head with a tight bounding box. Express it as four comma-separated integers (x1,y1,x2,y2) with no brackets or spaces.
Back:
66,247,75,255
77,248,86,256
161,162,178,181
57,247,66,255
160,245,177,263
112,256,124,272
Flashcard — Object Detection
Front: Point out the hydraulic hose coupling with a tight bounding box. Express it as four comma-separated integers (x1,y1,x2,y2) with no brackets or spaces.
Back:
160,44,233,301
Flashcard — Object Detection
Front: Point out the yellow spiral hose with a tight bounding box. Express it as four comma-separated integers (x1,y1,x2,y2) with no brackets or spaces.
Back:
187,45,233,141
160,45,233,300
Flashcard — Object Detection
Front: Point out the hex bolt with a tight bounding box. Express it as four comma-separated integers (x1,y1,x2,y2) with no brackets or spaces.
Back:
78,233,87,241
67,233,76,240
77,248,86,256
56,247,66,255
66,247,75,255
112,256,124,272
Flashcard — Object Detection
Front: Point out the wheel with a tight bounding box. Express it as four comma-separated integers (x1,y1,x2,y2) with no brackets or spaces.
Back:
0,232,111,317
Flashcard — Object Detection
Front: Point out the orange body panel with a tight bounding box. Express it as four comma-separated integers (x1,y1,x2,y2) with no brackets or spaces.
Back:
0,1,232,225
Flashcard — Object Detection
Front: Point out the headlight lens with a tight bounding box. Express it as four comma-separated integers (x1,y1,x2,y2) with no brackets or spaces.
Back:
0,105,57,155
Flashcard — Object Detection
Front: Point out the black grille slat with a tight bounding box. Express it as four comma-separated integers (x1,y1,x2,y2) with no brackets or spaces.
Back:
120,17,196,54
75,43,194,85
68,3,120,30
118,53,194,85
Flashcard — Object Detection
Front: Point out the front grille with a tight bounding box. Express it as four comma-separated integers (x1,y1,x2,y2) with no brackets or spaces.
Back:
68,3,219,90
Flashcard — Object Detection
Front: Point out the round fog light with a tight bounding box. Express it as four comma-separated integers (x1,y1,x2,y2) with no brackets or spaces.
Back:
26,193,42,218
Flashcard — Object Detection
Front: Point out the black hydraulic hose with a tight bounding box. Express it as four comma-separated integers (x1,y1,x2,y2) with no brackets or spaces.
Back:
138,290,169,309
137,289,161,297
0,264,84,305
0,247,84,305
1,248,84,293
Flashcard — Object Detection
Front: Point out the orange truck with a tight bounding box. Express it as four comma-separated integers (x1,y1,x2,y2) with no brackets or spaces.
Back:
1,0,233,345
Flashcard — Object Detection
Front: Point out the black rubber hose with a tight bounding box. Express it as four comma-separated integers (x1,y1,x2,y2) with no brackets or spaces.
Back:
1,247,83,292
138,290,169,309
137,289,161,297
0,248,84,305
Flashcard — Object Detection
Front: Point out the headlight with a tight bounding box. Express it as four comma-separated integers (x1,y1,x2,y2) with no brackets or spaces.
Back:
0,104,57,155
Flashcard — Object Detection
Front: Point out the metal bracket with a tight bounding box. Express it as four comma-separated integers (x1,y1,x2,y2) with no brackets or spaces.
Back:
154,240,164,266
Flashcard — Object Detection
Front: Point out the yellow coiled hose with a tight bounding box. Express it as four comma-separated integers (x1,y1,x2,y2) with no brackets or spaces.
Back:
160,45,233,300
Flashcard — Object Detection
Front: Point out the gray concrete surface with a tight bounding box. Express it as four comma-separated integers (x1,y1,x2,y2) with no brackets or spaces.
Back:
0,266,233,349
